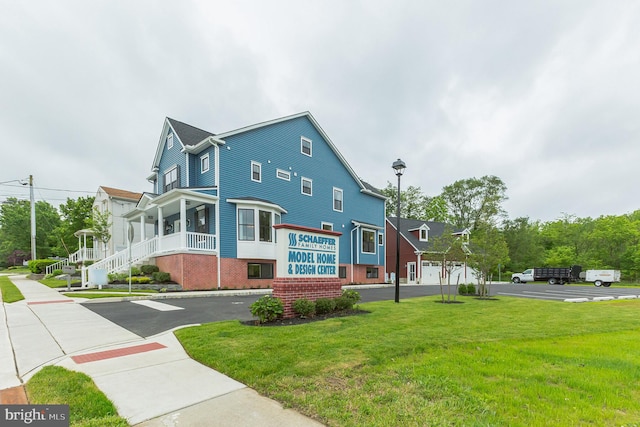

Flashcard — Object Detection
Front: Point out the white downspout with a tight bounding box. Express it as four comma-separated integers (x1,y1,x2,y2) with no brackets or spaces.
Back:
215,143,221,289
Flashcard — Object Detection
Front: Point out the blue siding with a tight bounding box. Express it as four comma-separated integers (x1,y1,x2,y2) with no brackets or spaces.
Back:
217,116,385,264
158,130,186,193
190,146,217,188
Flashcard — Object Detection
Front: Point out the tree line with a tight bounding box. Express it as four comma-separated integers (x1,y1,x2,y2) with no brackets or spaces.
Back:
381,175,640,281
2,177,639,281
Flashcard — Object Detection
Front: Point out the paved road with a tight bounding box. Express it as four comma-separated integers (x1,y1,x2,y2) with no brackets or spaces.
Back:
82,283,640,338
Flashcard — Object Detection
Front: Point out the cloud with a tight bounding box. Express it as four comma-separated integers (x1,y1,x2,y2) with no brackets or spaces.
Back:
0,0,638,222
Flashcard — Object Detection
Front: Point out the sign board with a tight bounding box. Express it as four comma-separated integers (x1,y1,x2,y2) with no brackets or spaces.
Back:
275,224,341,278
62,265,76,275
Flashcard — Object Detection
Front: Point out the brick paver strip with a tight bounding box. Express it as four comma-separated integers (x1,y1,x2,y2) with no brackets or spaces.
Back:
71,342,167,364
27,300,74,305
0,386,29,404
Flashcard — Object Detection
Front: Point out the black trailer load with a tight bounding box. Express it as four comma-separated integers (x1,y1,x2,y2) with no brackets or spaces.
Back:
512,265,582,284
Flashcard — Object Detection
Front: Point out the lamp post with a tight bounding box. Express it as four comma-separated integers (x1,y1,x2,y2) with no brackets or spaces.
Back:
392,158,406,303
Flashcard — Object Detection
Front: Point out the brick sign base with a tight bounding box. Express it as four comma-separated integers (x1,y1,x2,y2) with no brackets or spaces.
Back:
272,277,342,318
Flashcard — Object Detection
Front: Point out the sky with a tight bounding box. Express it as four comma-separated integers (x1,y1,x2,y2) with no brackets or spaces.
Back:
1,0,639,223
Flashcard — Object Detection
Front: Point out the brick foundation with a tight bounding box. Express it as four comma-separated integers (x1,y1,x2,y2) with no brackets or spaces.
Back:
156,253,218,290
272,277,342,318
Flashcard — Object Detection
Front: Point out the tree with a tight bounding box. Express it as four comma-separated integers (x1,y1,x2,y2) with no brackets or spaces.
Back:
502,217,545,272
89,208,111,255
0,198,61,263
53,196,95,256
429,225,469,302
440,176,508,231
382,183,428,219
467,222,510,297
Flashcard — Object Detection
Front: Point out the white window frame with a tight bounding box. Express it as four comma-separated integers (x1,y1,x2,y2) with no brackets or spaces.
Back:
301,137,312,157
167,133,173,149
201,153,210,173
420,228,428,242
276,169,291,181
333,187,343,212
321,222,334,231
251,161,262,183
378,233,384,245
164,166,178,192
362,229,376,254
301,177,312,196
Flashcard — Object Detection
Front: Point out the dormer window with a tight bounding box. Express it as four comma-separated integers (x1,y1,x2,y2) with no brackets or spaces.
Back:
420,229,428,241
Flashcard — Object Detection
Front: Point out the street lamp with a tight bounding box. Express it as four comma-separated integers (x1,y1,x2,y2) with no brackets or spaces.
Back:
392,158,406,303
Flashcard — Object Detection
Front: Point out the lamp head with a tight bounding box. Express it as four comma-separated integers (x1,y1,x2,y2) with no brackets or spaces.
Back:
392,158,406,176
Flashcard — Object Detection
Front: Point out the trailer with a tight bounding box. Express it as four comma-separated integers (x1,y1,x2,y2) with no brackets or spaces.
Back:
585,270,621,287
511,265,582,285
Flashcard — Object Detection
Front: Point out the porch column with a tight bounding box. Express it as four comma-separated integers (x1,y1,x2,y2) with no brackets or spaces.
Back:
158,206,164,252
180,198,187,249
140,215,145,241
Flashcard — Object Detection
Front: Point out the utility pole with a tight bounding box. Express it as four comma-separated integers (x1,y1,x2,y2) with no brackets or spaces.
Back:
30,174,36,260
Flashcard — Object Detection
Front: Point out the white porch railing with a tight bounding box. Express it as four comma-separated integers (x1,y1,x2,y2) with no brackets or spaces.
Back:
84,232,217,286
45,248,96,275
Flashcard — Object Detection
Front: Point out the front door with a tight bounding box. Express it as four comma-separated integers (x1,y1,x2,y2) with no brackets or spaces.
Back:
408,262,416,284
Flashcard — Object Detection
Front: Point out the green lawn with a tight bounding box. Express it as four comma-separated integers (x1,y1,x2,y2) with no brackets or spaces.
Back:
26,366,128,427
0,275,25,302
176,296,640,426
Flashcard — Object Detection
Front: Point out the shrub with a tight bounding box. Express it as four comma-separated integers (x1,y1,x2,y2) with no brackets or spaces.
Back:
141,265,159,275
458,284,468,295
152,272,171,283
52,269,63,277
27,259,57,274
334,296,353,311
130,266,142,276
466,283,476,295
315,298,336,315
342,289,361,305
250,295,284,323
293,298,316,318
132,276,151,284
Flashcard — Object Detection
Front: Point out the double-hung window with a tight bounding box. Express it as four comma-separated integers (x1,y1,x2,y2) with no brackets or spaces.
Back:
238,209,255,241
164,167,178,192
333,187,343,212
251,161,261,182
301,137,312,157
301,177,312,196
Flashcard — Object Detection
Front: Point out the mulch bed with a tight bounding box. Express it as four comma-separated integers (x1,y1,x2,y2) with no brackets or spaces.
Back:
243,309,370,326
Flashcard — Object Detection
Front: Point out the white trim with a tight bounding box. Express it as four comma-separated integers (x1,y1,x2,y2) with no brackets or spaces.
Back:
321,221,334,231
301,136,312,157
251,161,262,183
361,228,376,255
167,133,174,149
301,177,312,196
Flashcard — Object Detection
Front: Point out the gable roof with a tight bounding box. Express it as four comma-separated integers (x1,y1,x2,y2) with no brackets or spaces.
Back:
166,118,215,147
98,186,143,202
387,217,465,252
149,112,386,200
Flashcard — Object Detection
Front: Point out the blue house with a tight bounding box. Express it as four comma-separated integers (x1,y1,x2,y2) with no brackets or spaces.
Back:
88,112,387,290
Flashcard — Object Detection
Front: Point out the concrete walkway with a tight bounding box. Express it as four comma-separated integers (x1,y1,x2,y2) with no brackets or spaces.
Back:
0,275,323,426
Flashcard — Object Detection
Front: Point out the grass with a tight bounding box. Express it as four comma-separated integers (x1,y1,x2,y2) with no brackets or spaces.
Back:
40,277,83,288
64,292,155,299
25,366,128,427
0,275,25,303
0,266,30,274
176,296,640,426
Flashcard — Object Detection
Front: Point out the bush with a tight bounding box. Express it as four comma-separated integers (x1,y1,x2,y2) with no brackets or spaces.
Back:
334,296,353,311
458,284,468,295
292,298,316,318
342,289,361,305
132,276,151,284
250,295,284,323
141,265,159,275
152,272,171,283
466,284,476,295
27,259,57,274
130,266,142,276
315,298,336,315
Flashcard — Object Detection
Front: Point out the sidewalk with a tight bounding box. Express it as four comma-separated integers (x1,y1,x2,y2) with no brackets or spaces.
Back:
0,275,323,426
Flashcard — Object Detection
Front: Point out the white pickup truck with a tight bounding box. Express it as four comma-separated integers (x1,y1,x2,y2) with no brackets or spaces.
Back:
585,270,621,287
